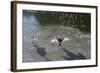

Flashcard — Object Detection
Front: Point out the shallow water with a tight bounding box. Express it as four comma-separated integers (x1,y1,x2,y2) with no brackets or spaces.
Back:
22,12,91,63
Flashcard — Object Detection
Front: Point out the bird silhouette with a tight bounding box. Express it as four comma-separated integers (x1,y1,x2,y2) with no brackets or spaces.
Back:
50,36,70,47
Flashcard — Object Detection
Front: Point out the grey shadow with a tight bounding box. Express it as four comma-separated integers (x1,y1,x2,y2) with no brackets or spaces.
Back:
34,45,50,61
62,48,86,60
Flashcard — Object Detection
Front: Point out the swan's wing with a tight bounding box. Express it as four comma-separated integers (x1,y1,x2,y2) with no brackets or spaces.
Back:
50,39,58,43
63,38,70,42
